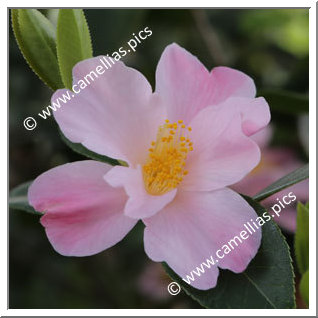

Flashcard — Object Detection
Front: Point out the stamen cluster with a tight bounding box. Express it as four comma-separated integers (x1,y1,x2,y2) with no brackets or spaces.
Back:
143,119,193,195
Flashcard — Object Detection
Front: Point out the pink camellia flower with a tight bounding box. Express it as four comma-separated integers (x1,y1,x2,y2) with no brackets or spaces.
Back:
232,126,309,233
28,43,270,290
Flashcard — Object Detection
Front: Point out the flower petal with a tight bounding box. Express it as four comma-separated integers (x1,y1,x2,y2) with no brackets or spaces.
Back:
232,97,271,136
181,98,266,192
104,165,177,219
250,125,273,148
210,66,256,103
144,189,261,290
28,160,137,256
54,57,165,166
155,43,256,124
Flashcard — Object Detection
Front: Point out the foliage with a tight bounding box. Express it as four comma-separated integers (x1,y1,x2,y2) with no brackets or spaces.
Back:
294,202,309,307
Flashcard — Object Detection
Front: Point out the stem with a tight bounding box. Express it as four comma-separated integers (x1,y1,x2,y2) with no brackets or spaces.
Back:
253,164,309,202
191,9,226,65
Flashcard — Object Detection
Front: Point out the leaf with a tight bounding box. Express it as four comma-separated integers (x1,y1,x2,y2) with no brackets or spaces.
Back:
11,9,64,90
46,9,59,26
9,181,42,215
253,164,309,201
56,9,93,89
299,270,309,307
259,89,308,115
59,130,120,166
294,202,309,274
163,196,295,309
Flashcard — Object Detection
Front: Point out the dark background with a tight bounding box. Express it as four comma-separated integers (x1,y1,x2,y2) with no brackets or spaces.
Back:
9,9,309,308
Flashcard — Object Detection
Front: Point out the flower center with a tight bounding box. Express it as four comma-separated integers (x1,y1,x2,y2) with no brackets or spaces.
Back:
142,119,193,196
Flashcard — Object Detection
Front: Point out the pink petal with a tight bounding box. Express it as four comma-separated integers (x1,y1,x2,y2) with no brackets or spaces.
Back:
251,125,273,148
210,66,256,103
233,97,271,136
181,99,264,192
143,189,261,290
53,57,165,166
28,161,137,256
104,165,177,219
155,43,256,124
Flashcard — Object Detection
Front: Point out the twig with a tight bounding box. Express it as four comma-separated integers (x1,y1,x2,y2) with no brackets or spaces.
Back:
191,9,227,65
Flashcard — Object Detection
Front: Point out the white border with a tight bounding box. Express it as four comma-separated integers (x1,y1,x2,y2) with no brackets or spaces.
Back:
3,0,317,8
308,1,316,315
4,1,316,316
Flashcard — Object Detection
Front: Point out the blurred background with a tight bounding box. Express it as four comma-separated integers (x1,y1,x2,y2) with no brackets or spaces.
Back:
9,9,309,309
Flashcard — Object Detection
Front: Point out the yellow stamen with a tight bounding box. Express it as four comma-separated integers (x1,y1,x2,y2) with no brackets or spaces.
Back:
142,119,194,195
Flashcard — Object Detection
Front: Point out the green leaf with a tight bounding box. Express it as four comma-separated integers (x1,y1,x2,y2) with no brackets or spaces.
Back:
299,270,309,307
9,181,42,215
11,9,64,90
56,9,93,89
295,202,309,274
253,164,308,201
259,89,308,115
59,130,119,166
163,196,295,309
